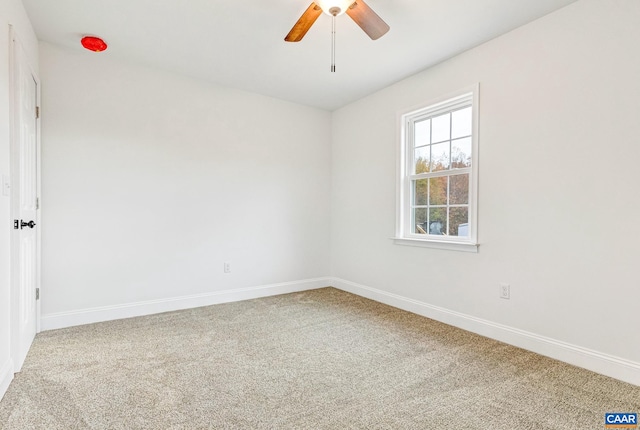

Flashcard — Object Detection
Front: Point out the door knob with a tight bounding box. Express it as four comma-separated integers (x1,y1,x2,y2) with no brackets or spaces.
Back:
20,220,36,229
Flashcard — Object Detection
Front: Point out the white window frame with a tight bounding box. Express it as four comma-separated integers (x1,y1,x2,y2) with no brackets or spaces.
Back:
394,84,479,252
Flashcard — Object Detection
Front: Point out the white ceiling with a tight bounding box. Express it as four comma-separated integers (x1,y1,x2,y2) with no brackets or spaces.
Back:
22,0,579,111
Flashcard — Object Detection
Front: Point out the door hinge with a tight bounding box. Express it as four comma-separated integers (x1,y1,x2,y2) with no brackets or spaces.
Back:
36,288,40,300
36,106,40,119
36,197,39,210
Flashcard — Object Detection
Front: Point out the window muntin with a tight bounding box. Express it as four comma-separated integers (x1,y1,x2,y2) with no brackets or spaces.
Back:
398,88,478,248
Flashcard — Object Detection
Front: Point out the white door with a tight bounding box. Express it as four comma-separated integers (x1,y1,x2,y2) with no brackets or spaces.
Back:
10,30,40,372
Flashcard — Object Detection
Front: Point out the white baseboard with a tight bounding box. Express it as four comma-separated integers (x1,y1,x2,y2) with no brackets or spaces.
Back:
41,277,331,331
38,276,640,386
331,277,640,387
0,358,14,402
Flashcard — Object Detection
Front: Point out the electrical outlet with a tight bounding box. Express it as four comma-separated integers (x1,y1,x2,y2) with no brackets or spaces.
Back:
224,262,231,273
500,283,510,300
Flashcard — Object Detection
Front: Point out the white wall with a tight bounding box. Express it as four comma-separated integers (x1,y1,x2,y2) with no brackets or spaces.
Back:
0,0,39,400
39,43,332,326
331,0,640,383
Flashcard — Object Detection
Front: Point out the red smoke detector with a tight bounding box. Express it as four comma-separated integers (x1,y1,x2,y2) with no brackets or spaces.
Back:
81,36,108,52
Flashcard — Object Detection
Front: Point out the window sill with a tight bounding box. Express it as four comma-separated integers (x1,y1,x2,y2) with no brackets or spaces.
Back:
392,237,479,253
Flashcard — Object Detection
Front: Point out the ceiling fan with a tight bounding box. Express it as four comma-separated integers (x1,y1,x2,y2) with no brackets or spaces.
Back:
285,0,390,71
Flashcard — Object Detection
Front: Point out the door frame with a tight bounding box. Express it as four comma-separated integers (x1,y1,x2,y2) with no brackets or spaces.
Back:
9,25,42,372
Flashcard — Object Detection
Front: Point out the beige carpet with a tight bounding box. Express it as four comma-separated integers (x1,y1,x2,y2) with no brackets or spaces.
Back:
0,287,638,429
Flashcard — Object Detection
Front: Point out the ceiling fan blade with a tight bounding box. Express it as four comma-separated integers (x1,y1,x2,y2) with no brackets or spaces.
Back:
285,2,323,42
346,0,390,40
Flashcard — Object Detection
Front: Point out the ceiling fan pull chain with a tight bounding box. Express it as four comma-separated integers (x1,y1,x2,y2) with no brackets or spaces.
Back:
331,14,336,72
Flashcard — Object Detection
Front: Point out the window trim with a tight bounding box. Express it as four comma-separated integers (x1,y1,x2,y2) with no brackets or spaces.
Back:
394,84,480,252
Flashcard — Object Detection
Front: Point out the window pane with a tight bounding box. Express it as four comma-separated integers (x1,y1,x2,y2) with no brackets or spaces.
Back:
428,176,447,205
451,107,472,139
449,207,469,237
414,146,430,173
449,174,469,204
413,208,427,234
428,208,446,235
431,142,450,171
414,179,428,206
451,137,472,168
414,119,430,147
431,113,450,143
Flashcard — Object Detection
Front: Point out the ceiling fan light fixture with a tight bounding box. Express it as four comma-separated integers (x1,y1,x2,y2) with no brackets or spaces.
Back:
316,0,354,16
284,0,389,45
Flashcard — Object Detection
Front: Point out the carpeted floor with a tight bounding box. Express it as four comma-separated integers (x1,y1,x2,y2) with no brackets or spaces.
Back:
0,287,638,429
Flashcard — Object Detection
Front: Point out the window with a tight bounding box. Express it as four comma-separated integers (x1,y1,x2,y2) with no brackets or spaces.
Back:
395,86,479,252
